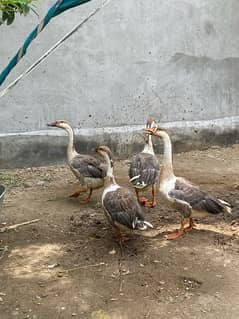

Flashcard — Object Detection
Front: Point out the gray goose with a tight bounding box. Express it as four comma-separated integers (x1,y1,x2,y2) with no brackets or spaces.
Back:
144,127,232,239
97,146,153,241
47,120,107,203
129,118,160,208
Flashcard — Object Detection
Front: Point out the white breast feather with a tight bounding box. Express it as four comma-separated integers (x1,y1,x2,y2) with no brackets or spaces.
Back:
159,176,176,197
142,149,154,155
102,184,121,203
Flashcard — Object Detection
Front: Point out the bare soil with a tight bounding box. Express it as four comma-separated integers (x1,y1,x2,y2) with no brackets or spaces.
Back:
1,145,239,319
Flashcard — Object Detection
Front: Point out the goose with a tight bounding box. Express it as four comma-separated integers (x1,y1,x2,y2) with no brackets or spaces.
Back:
129,118,160,208
97,145,153,242
47,120,107,203
144,127,232,239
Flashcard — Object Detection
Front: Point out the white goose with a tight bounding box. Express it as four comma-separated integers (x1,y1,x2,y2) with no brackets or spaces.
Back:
47,120,107,203
97,145,153,242
129,118,159,208
144,127,232,239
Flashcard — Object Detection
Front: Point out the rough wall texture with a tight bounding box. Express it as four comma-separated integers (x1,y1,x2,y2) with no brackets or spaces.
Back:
0,0,239,167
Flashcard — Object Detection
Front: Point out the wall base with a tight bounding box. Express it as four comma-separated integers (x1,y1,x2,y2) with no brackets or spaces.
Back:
0,116,238,168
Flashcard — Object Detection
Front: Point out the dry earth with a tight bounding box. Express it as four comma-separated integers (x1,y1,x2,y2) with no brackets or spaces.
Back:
0,145,239,319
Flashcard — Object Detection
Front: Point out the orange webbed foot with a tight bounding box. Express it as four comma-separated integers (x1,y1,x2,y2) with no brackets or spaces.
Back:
118,235,131,242
183,218,195,232
69,192,80,198
112,227,131,243
183,225,194,232
69,188,88,198
79,197,91,204
138,196,149,204
165,229,185,240
144,200,157,208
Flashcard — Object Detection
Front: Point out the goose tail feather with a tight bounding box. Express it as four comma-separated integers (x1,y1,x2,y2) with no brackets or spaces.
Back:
218,199,232,214
133,218,154,230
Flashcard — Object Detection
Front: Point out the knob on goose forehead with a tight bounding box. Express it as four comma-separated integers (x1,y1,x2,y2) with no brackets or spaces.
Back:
146,117,157,128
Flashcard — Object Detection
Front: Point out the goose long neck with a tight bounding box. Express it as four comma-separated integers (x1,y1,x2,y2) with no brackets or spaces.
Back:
160,131,174,180
104,153,117,186
143,134,154,154
64,124,76,161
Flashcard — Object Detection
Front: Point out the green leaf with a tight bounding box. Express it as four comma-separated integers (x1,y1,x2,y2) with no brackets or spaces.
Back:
0,0,39,26
22,3,30,15
6,11,15,25
2,10,9,21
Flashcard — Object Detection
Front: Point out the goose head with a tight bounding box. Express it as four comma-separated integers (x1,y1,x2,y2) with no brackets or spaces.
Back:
47,120,72,130
144,126,169,139
96,145,113,163
96,145,115,182
146,117,157,129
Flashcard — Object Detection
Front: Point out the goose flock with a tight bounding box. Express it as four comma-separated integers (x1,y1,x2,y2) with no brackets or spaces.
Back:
48,118,232,242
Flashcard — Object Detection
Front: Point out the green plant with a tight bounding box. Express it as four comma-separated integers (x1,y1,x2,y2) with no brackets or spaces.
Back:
0,0,38,25
0,172,22,188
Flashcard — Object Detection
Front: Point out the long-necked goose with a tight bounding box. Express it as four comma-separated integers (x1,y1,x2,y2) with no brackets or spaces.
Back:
144,127,232,239
129,118,160,208
97,145,153,241
47,120,107,203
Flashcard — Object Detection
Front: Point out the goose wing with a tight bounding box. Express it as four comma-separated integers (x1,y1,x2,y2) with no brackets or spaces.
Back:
129,153,159,187
103,188,145,229
70,155,107,178
169,178,229,215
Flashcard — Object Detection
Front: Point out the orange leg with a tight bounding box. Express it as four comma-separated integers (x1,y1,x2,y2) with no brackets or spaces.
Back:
135,189,149,205
69,186,88,198
152,184,157,207
165,218,187,240
144,184,157,208
79,188,93,204
183,218,195,232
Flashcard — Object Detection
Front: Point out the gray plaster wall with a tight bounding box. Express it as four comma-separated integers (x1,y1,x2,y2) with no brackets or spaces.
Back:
0,0,239,167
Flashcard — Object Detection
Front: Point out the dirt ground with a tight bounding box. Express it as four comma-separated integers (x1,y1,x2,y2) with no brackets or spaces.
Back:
1,145,239,319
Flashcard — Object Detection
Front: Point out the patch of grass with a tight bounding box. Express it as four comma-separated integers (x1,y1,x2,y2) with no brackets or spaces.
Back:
0,172,22,188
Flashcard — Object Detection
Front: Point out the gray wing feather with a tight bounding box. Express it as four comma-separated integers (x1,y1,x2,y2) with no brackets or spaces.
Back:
169,179,227,215
103,188,145,229
129,153,159,187
70,155,107,178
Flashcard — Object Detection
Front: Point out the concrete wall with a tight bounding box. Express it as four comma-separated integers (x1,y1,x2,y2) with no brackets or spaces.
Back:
0,0,239,167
